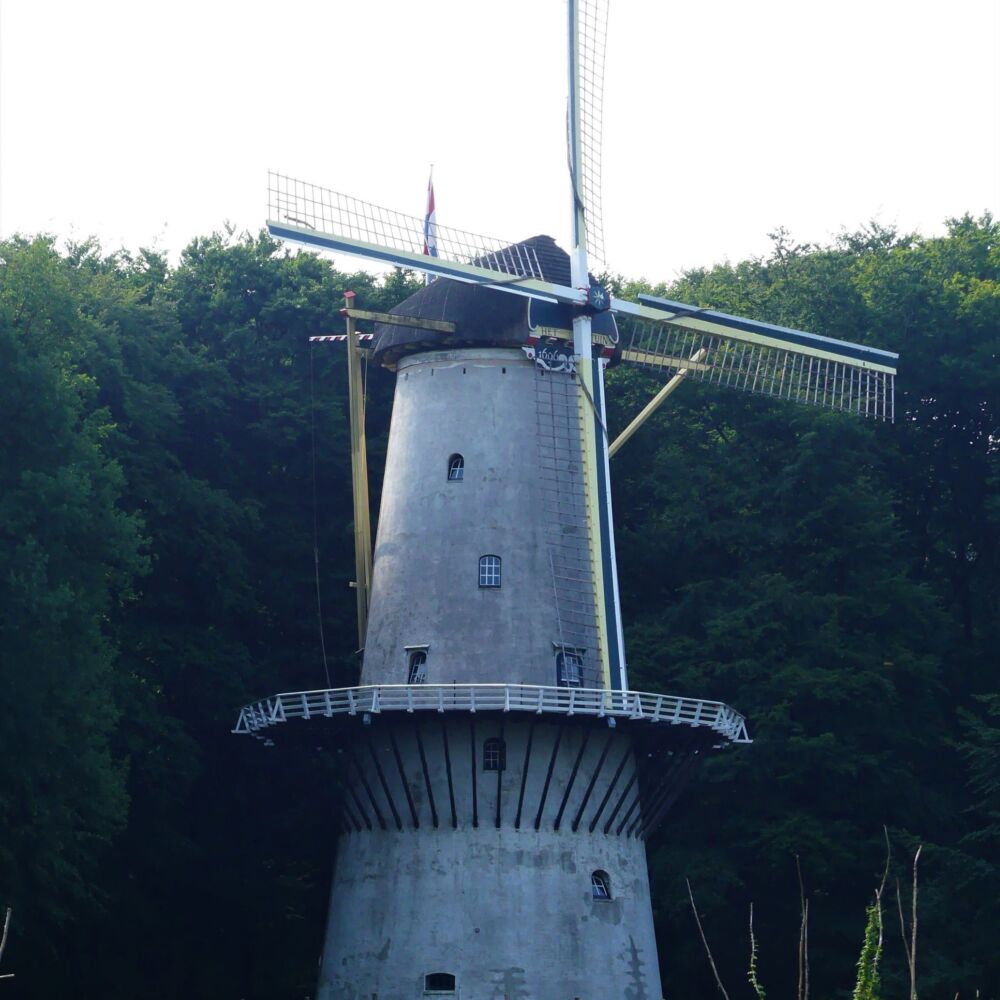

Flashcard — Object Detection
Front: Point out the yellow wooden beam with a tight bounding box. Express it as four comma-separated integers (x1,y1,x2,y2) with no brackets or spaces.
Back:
576,359,612,691
342,307,456,333
609,348,708,458
344,295,374,648
619,348,711,373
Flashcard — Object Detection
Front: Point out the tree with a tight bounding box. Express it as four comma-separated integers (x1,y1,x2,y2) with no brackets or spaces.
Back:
607,218,998,996
0,237,146,962
3,218,997,996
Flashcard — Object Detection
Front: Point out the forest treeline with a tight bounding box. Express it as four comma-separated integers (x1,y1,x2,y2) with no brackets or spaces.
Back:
0,217,997,998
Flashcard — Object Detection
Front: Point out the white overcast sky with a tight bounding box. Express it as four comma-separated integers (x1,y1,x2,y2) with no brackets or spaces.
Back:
1,0,997,282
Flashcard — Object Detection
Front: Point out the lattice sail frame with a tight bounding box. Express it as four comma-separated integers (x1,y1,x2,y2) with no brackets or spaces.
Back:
270,167,897,421
577,0,609,267
616,315,896,420
269,172,549,283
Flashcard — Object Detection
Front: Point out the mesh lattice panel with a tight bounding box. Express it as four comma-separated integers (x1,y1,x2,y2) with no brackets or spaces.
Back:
619,319,895,421
577,0,609,266
269,172,547,281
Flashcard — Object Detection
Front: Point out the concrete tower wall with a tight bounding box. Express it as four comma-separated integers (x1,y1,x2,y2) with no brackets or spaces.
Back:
322,338,664,999
319,717,663,1000
362,348,597,689
334,719,646,836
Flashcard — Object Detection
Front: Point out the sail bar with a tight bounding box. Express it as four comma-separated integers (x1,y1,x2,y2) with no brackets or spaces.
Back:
620,293,898,374
576,0,610,266
267,172,586,306
617,315,896,421
591,358,628,691
567,0,586,258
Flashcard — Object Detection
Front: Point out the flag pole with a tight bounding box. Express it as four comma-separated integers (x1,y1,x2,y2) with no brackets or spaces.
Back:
423,165,436,286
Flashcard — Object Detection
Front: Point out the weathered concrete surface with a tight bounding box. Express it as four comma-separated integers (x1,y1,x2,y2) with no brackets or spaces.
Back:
318,824,661,1000
341,718,642,833
320,718,662,998
362,348,595,689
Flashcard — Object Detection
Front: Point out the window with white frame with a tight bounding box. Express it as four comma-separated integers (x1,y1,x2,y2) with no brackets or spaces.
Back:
556,647,584,687
479,554,501,588
483,737,506,772
591,870,611,900
407,650,428,684
447,454,464,481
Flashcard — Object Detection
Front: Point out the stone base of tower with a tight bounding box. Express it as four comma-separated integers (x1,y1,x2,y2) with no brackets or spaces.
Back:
232,685,745,995
232,687,742,996
312,715,675,1000
318,825,662,1000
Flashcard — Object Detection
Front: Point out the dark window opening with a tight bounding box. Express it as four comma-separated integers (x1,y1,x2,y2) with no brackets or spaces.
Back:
592,870,611,900
479,554,501,588
556,648,584,688
424,972,456,993
408,650,427,684
447,454,464,481
483,738,506,772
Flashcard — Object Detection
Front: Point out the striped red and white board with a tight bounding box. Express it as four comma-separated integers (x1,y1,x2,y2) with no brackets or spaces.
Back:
308,333,375,343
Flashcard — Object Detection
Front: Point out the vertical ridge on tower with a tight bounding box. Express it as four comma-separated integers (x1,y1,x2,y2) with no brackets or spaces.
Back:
534,365,602,689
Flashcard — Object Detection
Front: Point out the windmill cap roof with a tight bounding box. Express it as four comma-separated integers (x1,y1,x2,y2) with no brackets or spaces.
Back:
372,235,570,366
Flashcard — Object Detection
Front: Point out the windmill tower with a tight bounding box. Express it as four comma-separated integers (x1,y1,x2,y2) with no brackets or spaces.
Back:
233,2,898,997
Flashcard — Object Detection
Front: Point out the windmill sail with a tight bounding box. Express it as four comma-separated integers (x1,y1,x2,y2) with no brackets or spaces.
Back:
267,172,585,305
612,294,898,421
575,0,609,267
270,166,898,423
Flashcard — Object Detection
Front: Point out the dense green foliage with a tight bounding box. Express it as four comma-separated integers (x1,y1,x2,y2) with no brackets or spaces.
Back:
1,217,996,997
852,900,883,1000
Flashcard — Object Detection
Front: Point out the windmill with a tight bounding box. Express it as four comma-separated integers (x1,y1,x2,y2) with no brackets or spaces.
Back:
234,2,898,997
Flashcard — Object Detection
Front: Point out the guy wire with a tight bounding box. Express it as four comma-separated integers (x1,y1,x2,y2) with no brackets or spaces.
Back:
309,342,333,688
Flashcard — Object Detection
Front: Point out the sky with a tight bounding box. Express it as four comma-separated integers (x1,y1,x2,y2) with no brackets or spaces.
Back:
1,0,997,283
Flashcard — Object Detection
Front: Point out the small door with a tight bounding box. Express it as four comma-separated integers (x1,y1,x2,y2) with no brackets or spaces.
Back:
408,650,428,684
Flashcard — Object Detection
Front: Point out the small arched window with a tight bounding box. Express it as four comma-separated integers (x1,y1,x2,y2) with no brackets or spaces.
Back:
556,648,584,688
424,972,456,994
483,738,506,772
408,650,427,684
591,870,611,900
447,454,464,481
479,554,501,588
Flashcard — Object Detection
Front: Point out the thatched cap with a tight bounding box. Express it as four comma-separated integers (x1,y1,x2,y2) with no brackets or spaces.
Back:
372,235,570,367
